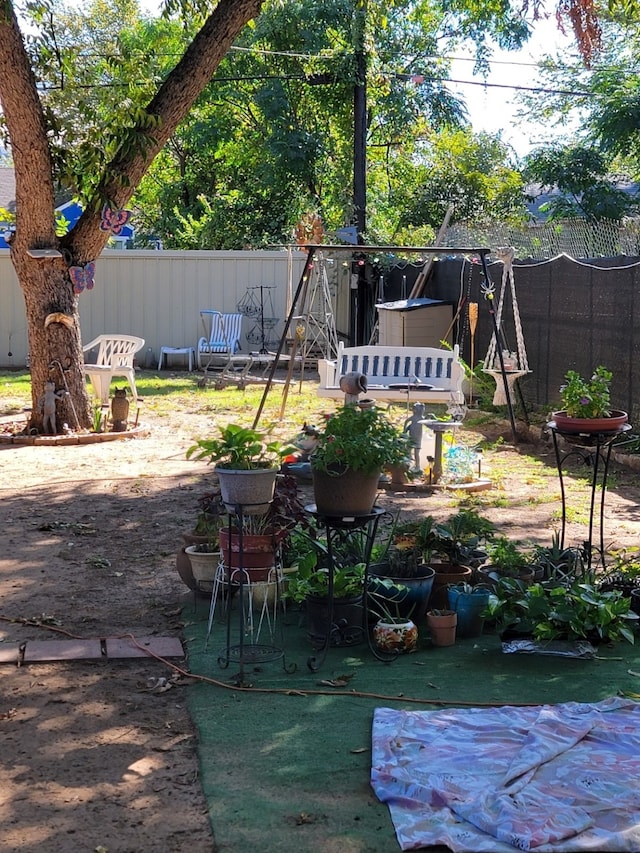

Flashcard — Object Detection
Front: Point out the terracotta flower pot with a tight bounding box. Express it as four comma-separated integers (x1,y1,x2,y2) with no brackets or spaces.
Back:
427,562,473,610
219,527,278,581
552,410,628,435
426,610,457,647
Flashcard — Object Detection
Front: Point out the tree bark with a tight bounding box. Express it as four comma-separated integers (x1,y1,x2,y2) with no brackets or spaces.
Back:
0,0,263,432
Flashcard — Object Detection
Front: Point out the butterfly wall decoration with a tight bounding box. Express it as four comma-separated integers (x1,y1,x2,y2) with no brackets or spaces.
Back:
100,204,131,236
69,262,96,294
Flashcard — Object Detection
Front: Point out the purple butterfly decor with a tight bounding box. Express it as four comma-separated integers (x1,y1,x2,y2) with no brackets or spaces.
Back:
69,262,96,294
100,204,131,235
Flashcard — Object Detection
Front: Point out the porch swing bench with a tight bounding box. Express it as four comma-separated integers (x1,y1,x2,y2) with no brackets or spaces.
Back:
317,343,464,404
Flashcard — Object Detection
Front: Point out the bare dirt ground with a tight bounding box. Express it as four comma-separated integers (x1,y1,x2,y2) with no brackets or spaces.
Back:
1,401,640,852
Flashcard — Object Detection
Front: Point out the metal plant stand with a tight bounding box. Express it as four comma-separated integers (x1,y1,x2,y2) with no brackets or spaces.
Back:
207,501,294,685
304,505,397,671
548,421,631,570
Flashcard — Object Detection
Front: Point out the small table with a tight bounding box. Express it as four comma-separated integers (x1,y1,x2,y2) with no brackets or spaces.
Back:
158,346,196,372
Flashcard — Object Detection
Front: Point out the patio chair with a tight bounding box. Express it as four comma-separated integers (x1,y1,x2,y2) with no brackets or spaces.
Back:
197,310,244,372
83,334,145,405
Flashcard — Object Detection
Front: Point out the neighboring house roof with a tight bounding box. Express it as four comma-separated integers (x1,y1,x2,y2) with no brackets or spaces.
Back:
0,183,134,249
525,179,640,221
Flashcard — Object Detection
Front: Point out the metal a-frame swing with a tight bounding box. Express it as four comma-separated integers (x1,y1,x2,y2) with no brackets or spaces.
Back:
252,244,511,433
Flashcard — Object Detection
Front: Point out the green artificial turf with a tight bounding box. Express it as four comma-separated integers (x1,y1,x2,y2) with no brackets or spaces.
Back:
184,595,640,852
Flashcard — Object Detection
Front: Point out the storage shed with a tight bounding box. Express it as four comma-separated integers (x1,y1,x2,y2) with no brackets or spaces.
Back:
376,297,454,347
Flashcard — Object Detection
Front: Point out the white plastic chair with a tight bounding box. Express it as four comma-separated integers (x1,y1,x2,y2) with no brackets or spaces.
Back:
197,311,243,371
83,334,145,404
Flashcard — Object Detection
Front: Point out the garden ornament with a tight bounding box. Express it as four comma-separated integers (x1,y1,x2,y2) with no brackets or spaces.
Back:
38,381,67,434
111,388,130,432
404,402,426,469
339,371,367,404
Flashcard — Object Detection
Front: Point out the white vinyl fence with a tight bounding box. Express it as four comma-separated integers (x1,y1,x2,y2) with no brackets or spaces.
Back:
0,249,308,368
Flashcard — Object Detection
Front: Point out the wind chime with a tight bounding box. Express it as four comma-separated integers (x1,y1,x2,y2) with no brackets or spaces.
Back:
482,246,531,407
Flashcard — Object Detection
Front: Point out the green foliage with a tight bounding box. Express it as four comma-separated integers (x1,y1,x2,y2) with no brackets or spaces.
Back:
396,129,529,229
367,576,416,622
486,535,534,573
92,404,104,433
487,578,639,644
558,365,613,418
533,533,587,582
186,423,293,469
523,145,637,223
310,404,411,475
285,554,365,603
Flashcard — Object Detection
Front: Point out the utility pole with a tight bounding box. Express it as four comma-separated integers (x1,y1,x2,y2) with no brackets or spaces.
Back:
353,0,367,243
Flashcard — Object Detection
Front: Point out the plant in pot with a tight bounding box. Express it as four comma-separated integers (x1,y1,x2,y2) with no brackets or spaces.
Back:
310,404,412,516
178,490,226,592
218,473,310,583
447,581,492,639
186,423,295,514
285,548,366,649
553,366,628,434
486,577,639,648
478,535,536,589
368,578,419,654
426,608,457,646
597,548,640,615
422,510,494,608
532,532,587,584
368,514,436,624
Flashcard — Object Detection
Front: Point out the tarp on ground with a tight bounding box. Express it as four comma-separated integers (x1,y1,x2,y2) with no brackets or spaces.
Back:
371,696,640,852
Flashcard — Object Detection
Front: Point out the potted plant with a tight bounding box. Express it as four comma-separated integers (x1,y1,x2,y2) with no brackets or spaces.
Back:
177,490,226,592
218,473,309,582
310,404,412,515
426,608,457,646
447,581,492,638
368,578,419,654
423,510,494,608
532,532,586,583
553,366,628,434
184,493,224,591
597,548,640,615
285,550,366,648
368,514,436,623
486,577,639,647
186,423,294,514
478,535,536,589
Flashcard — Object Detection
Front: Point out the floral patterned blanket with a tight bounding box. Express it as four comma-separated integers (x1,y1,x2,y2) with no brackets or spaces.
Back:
371,697,640,852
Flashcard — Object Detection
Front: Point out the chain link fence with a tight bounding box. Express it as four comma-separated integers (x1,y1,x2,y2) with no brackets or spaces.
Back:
443,218,640,260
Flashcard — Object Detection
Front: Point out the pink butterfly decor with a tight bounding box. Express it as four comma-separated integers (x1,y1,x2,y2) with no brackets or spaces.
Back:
69,262,96,294
99,204,131,235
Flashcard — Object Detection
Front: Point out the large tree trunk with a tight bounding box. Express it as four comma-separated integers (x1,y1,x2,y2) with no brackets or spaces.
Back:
11,253,91,432
0,0,263,434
